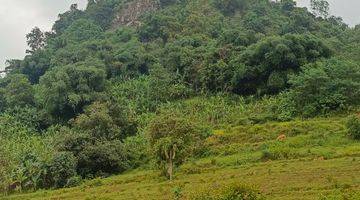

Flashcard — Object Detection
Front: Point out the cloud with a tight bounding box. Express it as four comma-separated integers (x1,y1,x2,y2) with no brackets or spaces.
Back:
296,0,360,26
0,0,87,68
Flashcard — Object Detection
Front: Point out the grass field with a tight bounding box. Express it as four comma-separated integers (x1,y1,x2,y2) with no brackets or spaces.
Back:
3,117,360,200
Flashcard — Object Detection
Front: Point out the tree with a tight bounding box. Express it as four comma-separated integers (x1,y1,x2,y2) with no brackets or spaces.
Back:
26,27,45,54
280,0,296,12
48,152,77,188
310,0,330,19
4,74,34,108
4,59,21,74
147,112,204,180
55,130,130,177
86,0,117,30
36,65,106,121
20,50,52,84
231,34,332,95
52,4,85,35
200,60,236,92
77,140,130,177
73,102,135,140
288,58,360,116
62,19,103,44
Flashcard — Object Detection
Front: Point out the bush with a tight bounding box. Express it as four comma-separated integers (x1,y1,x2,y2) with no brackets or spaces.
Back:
190,183,264,200
73,101,134,140
77,140,130,177
232,34,332,95
55,128,131,178
36,64,106,121
48,152,77,188
288,58,360,117
346,115,360,140
123,134,149,168
65,176,82,188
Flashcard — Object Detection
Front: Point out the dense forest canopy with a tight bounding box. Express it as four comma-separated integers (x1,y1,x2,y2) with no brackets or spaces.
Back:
1,0,360,194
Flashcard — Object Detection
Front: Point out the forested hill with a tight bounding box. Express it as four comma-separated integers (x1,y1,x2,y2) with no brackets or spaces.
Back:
1,0,360,199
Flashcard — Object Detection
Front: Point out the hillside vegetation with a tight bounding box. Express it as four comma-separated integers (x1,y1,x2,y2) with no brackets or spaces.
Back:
4,118,360,199
1,0,360,199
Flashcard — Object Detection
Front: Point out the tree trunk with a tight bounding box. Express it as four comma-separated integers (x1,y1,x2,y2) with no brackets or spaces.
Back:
167,157,173,181
165,146,176,181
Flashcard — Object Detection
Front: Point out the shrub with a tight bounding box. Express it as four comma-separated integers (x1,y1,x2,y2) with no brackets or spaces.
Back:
55,128,131,178
36,64,106,121
346,115,360,140
48,152,77,188
260,146,295,161
4,74,34,108
77,140,130,177
288,58,360,117
232,34,332,95
73,101,134,140
65,176,82,188
123,134,149,168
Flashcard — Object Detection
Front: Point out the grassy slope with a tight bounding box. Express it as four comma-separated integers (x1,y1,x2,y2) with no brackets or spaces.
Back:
4,118,360,200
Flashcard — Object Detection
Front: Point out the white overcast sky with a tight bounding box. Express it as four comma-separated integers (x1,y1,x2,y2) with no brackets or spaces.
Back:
0,0,359,70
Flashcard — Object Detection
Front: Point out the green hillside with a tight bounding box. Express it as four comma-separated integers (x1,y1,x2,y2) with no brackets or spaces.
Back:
4,118,360,199
1,0,360,199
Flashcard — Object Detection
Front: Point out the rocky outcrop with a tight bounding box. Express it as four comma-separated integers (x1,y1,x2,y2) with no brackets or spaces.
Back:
113,0,160,27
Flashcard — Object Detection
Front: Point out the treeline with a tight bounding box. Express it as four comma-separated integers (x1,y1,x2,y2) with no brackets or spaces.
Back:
1,0,360,194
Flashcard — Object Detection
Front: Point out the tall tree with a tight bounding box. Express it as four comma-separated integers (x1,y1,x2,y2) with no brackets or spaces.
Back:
4,74,34,108
310,0,330,19
147,112,204,180
52,4,85,35
26,27,45,54
36,65,106,121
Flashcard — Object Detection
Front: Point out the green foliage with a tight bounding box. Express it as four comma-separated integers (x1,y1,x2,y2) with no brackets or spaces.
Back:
72,101,135,140
52,4,85,35
138,11,181,42
232,34,332,95
212,0,248,15
76,140,130,177
288,58,360,117
310,0,330,19
55,126,131,178
2,0,360,195
0,115,54,192
86,0,118,30
62,19,103,44
4,74,34,108
200,60,236,92
20,50,52,84
346,115,360,140
123,134,149,168
48,152,77,188
4,106,45,131
65,176,82,188
147,111,205,179
36,65,106,121
108,65,192,115
26,27,45,54
280,0,296,13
